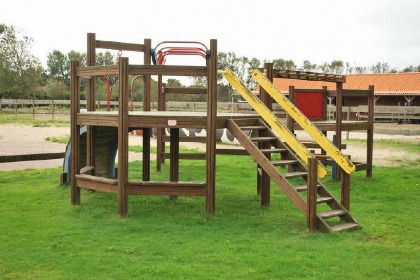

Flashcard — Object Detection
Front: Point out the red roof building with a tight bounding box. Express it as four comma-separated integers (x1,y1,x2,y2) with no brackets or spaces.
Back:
272,72,420,106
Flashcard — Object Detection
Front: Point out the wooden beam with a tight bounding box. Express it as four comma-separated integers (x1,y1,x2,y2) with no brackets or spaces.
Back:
142,39,152,181
334,82,343,180
95,40,145,52
76,174,118,193
206,39,217,215
164,87,207,95
118,57,129,217
128,65,207,76
341,171,351,210
128,181,206,196
156,76,165,172
367,85,375,177
0,152,65,163
70,61,80,205
87,33,96,176
307,157,318,232
77,65,119,78
272,69,346,83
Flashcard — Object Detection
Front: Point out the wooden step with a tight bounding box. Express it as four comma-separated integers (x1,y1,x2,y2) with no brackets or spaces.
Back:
329,222,360,232
260,148,287,154
283,172,307,179
271,159,299,166
293,184,321,192
317,196,333,204
318,209,347,219
239,126,266,130
250,137,277,142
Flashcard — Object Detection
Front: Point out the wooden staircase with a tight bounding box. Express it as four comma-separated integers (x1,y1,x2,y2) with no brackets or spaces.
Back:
227,118,360,233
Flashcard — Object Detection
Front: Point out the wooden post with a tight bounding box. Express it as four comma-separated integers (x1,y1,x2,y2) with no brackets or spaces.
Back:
287,86,295,133
142,39,152,181
259,62,273,207
341,170,351,210
334,82,343,180
70,61,80,205
118,57,129,217
52,99,55,120
86,33,96,172
32,98,35,119
307,157,317,232
156,77,165,172
367,85,374,177
170,127,179,201
206,39,217,215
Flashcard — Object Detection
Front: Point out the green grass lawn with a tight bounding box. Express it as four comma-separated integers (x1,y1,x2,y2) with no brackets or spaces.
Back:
0,113,69,127
1,153,419,279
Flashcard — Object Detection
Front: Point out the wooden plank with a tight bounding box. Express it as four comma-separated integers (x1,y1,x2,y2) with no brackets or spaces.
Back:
164,87,207,95
307,157,317,232
162,153,206,160
95,40,145,52
70,61,80,205
215,148,249,155
118,57,129,217
80,165,94,175
0,152,65,163
272,69,346,83
206,39,217,215
77,65,119,78
128,181,206,196
128,65,207,76
76,174,118,193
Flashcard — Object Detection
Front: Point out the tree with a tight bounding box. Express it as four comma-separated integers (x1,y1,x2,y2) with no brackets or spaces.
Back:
47,50,68,84
272,58,296,70
0,24,42,98
329,60,344,74
302,60,317,71
355,66,367,74
370,62,389,73
45,78,68,100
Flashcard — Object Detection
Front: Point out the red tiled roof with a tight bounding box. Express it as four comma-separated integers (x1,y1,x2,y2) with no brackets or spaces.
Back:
271,72,420,96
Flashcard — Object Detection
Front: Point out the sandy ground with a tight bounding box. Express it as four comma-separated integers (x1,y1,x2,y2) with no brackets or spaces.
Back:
0,124,419,171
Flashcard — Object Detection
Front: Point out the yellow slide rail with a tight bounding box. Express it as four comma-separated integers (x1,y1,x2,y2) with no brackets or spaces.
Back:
222,68,328,178
252,69,356,174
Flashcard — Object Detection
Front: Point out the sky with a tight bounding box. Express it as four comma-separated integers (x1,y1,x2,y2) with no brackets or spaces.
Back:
1,0,420,72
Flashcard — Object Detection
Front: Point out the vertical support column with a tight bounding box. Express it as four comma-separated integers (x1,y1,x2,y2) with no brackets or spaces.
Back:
334,82,343,180
307,157,318,232
367,85,374,177
206,39,217,215
341,169,351,210
156,77,165,172
86,33,96,171
70,61,80,205
142,39,152,181
287,86,296,173
170,128,179,182
286,86,295,133
259,62,273,207
118,57,129,217
320,86,328,165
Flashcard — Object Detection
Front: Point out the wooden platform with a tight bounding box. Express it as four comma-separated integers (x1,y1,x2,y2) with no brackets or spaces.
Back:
76,111,258,128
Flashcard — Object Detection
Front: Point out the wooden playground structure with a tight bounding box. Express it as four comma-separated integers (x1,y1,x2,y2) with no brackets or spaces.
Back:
69,33,375,232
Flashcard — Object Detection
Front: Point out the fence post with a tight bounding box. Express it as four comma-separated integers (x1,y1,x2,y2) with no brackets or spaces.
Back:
32,98,35,119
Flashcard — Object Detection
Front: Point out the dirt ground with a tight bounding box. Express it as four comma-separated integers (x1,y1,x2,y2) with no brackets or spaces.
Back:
0,124,419,171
